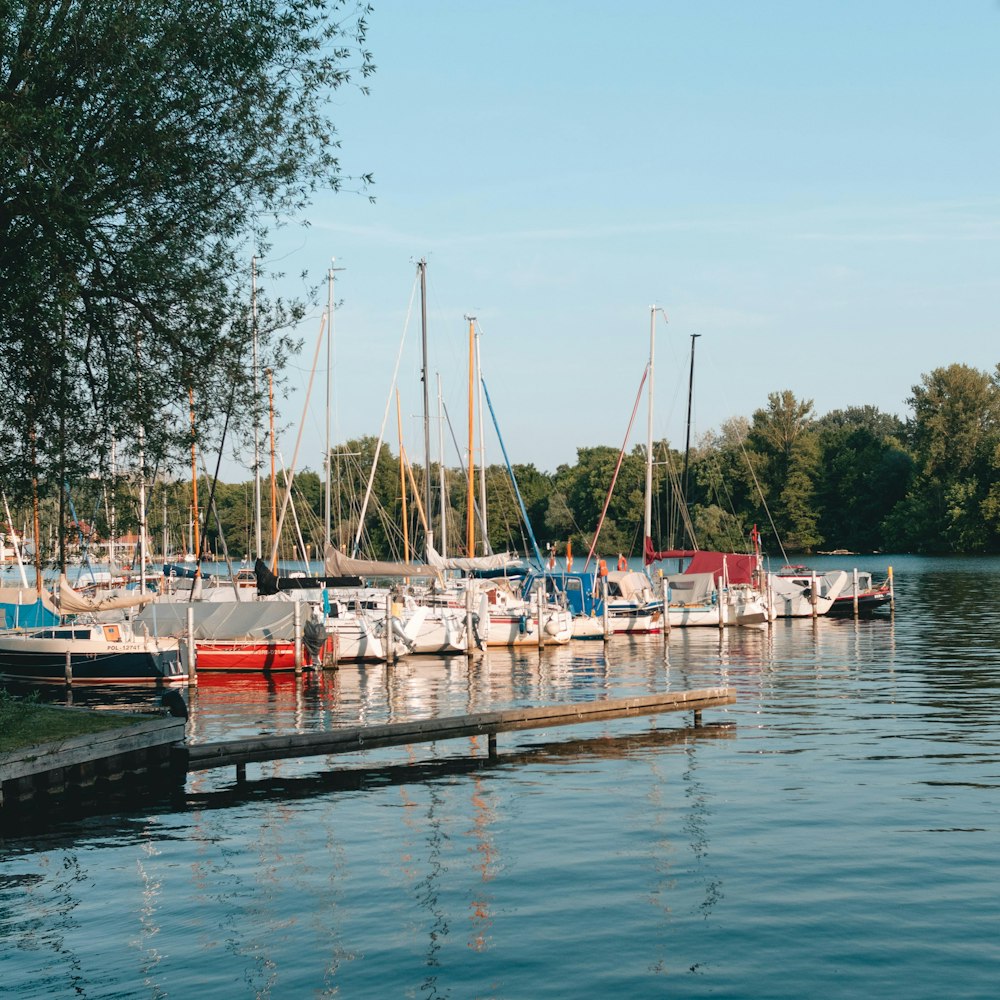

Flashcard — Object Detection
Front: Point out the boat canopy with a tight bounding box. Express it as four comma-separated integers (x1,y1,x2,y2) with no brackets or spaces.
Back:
605,570,656,602
664,571,717,604
0,587,60,629
645,540,758,586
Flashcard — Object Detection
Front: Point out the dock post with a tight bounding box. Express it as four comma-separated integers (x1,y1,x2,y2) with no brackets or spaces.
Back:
385,591,394,664
601,575,610,642
660,574,670,651
465,582,476,657
537,583,545,651
810,571,818,618
294,601,303,672
888,565,895,613
236,762,246,784
186,606,197,685
488,733,497,758
852,568,859,617
64,650,72,686
693,708,703,727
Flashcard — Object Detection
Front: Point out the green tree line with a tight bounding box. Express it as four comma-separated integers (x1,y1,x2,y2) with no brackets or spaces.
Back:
20,361,997,566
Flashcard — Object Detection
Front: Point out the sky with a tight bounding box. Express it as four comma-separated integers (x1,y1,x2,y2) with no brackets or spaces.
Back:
239,0,1000,483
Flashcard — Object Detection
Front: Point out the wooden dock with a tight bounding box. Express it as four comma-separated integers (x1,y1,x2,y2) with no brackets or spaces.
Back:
1,715,186,812
179,686,735,782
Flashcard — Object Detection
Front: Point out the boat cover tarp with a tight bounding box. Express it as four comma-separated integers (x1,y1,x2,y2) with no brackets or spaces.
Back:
664,571,717,605
425,543,516,573
58,574,156,614
324,543,439,580
135,601,299,641
605,570,656,602
0,587,60,628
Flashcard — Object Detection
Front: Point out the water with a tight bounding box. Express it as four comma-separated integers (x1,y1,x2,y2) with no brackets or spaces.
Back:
2,555,999,998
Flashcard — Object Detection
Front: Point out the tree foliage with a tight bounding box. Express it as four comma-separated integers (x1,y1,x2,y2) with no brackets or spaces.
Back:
0,0,373,507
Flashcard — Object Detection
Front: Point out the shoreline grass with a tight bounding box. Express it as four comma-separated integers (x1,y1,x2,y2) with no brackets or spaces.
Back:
0,689,145,754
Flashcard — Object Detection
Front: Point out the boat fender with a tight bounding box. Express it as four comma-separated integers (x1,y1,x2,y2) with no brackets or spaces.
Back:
518,614,528,634
544,616,559,636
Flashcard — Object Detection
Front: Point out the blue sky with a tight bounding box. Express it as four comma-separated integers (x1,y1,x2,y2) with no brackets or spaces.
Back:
246,0,1000,482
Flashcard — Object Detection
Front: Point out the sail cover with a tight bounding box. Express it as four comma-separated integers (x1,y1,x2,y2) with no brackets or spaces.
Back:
323,543,439,580
57,574,156,614
425,543,517,573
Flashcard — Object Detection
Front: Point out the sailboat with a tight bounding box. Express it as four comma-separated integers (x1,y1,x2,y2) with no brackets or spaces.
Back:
0,480,186,685
640,310,770,627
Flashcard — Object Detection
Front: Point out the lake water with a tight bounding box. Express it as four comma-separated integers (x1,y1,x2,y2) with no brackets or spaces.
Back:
2,554,999,998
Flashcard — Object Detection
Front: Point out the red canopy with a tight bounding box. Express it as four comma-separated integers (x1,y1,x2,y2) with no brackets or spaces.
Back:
644,537,758,585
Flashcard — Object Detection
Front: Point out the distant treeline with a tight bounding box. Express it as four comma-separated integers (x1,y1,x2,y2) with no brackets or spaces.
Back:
14,363,1000,564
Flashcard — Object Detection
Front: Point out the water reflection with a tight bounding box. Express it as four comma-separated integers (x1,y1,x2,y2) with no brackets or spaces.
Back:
10,557,1000,997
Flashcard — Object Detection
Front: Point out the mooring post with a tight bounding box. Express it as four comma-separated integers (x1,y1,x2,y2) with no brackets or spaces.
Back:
810,571,819,618
294,601,303,673
186,605,197,685
537,583,545,651
888,565,895,613
852,568,860,617
236,762,246,784
488,733,497,758
465,582,476,657
693,709,703,727
660,574,671,646
64,649,72,686
601,574,610,642
384,591,394,664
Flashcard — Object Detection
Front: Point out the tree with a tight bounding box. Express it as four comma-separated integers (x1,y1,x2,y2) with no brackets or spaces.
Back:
883,365,1000,552
746,391,822,552
814,407,912,552
0,1,373,510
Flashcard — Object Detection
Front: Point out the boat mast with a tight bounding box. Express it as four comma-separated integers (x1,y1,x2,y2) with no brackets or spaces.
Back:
681,333,701,548
325,264,333,552
465,314,476,558
475,321,489,553
436,372,449,558
325,259,344,553
2,491,29,588
396,388,409,563
267,368,277,571
252,255,262,562
189,387,200,573
138,425,147,593
418,259,434,553
109,437,116,573
643,305,656,551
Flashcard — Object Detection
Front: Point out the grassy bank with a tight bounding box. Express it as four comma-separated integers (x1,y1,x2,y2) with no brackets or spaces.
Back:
0,690,145,754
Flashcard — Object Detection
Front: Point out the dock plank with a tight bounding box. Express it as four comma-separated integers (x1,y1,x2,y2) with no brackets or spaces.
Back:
182,687,735,772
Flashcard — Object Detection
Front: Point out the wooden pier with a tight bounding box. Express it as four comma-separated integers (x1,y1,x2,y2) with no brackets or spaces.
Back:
179,686,735,782
1,715,186,812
